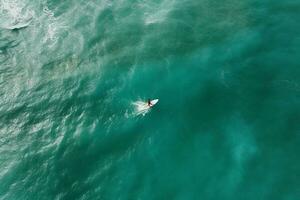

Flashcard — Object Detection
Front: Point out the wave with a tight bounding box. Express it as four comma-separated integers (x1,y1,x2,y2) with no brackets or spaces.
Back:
1,17,32,30
0,0,33,30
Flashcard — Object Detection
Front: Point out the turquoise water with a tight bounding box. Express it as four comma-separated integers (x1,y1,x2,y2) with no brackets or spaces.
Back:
1,0,300,199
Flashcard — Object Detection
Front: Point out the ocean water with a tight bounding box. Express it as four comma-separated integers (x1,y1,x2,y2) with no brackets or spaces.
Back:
0,0,300,199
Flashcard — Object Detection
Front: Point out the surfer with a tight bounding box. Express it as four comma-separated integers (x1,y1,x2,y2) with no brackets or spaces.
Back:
147,99,152,107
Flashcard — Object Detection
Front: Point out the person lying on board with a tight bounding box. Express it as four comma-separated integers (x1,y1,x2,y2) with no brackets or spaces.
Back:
147,99,152,107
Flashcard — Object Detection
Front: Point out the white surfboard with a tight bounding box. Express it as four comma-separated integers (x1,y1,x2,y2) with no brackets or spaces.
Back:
149,99,159,108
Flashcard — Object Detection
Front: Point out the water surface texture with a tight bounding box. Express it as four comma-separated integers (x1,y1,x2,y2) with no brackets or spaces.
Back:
0,0,300,199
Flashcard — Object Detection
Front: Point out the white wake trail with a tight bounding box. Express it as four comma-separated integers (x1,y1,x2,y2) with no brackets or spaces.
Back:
132,101,150,116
